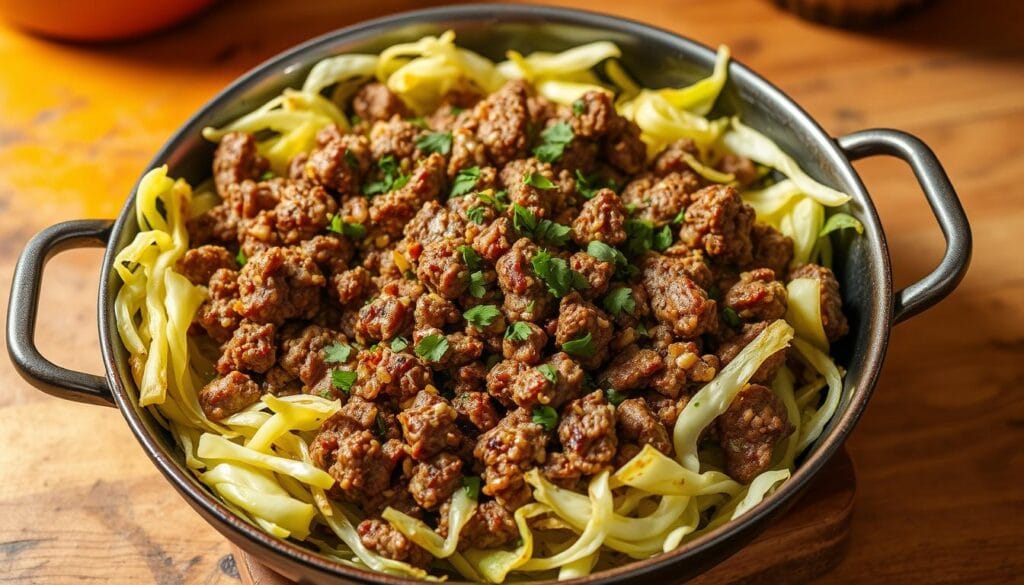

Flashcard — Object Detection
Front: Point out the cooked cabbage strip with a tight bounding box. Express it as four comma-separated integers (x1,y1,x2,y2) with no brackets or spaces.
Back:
611,445,741,497
674,320,795,471
722,117,850,207
771,367,802,470
197,434,335,489
245,394,340,452
382,488,477,558
785,278,829,350
519,471,612,571
463,503,549,583
655,45,730,115
730,469,791,520
793,338,845,452
499,42,621,81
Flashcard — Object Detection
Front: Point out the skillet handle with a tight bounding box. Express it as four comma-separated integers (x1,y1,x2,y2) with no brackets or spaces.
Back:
6,219,116,407
837,129,971,324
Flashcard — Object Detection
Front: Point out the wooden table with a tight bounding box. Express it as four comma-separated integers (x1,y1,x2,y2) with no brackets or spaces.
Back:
0,0,1020,582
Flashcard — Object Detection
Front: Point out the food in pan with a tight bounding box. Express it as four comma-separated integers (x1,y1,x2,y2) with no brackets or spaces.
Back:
112,33,860,581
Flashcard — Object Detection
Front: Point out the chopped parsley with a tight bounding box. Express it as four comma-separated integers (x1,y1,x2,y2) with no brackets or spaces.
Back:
327,214,367,239
466,206,487,225
537,364,558,384
319,388,333,399
451,166,481,197
671,209,686,224
415,334,449,363
722,306,742,327
604,387,627,406
235,248,247,267
523,171,556,190
468,271,487,298
457,244,482,271
505,321,532,341
462,476,481,499
572,99,586,116
533,121,574,163
415,131,453,155
331,370,357,393
707,284,721,300
512,204,572,247
602,287,636,317
376,413,391,438
531,250,588,298
363,155,410,196
343,148,359,169
532,405,558,432
324,342,353,364
624,219,655,255
464,304,501,328
477,189,508,212
259,170,275,181
575,169,618,199
390,336,409,352
561,332,596,358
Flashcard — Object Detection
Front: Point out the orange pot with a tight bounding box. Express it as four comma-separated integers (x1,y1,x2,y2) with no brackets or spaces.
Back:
0,0,216,42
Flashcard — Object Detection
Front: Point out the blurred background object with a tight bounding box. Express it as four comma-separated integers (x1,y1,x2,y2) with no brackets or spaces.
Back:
0,0,216,41
774,0,935,26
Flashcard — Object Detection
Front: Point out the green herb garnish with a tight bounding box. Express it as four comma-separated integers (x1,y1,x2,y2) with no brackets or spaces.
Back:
532,405,559,432
462,476,481,499
653,225,674,251
464,304,501,328
533,121,574,164
331,370,357,393
236,248,247,267
416,131,453,155
722,306,742,327
457,244,482,271
505,321,532,341
572,99,586,116
415,334,450,363
363,155,410,196
324,342,353,364
562,332,595,358
512,204,572,247
602,287,636,317
537,364,558,384
531,250,588,297
390,337,409,352
327,215,367,239
523,171,556,190
604,388,627,406
468,271,487,298
451,166,481,197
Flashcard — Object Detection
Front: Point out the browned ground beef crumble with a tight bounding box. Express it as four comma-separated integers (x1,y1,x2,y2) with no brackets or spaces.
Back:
184,80,848,566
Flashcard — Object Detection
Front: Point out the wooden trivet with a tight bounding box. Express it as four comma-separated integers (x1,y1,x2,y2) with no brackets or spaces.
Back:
233,449,855,584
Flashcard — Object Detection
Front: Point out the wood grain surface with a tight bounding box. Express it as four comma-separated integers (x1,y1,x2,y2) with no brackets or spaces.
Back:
0,0,1021,583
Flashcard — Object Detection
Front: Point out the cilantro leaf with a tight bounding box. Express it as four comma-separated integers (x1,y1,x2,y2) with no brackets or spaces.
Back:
653,225,674,251
532,405,558,432
505,321,532,341
624,219,654,255
523,171,556,190
575,169,618,199
586,240,626,266
467,206,487,225
259,170,275,181
537,364,558,384
390,336,409,352
468,271,486,298
512,203,538,233
572,99,586,116
722,306,742,327
324,342,353,364
533,121,574,163
343,148,359,169
328,214,367,239
416,131,452,155
415,334,449,363
331,370,357,393
531,250,588,298
562,332,595,358
363,155,409,196
604,387,627,406
512,204,572,247
451,166,481,197
602,287,636,317
462,476,481,499
457,244,482,271
236,248,247,267
477,189,508,212
319,388,333,399
464,304,501,328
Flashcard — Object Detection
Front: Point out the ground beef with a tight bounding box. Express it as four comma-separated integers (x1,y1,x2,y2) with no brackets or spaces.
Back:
622,171,701,227
616,397,672,455
473,80,530,166
199,371,261,421
485,359,528,408
195,268,242,343
680,185,756,265
749,223,794,277
408,453,463,510
571,189,627,246
369,116,421,162
650,340,719,398
569,252,614,300
300,234,354,277
277,324,347,387
368,153,446,237
224,179,281,221
472,216,514,264
717,153,759,187
474,408,548,509
599,345,664,391
558,391,617,475
273,182,336,245
789,263,849,341
604,117,646,174
358,518,431,567
213,132,268,197
353,346,431,402
448,127,489,177
725,268,788,322
404,200,466,247
353,82,412,123
500,158,557,219
177,245,236,286
496,238,552,323
306,132,372,196
502,321,548,365
456,500,518,550
414,293,461,330
716,321,786,385
453,391,501,433
416,238,470,299
718,384,793,483
311,410,404,503
237,246,325,324
642,254,718,338
357,295,414,342
652,139,700,176
554,293,614,369
332,267,373,306
216,321,276,375
398,391,463,461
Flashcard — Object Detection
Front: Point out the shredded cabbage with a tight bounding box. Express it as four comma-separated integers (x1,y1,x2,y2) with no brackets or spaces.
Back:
785,277,829,350
793,338,845,452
